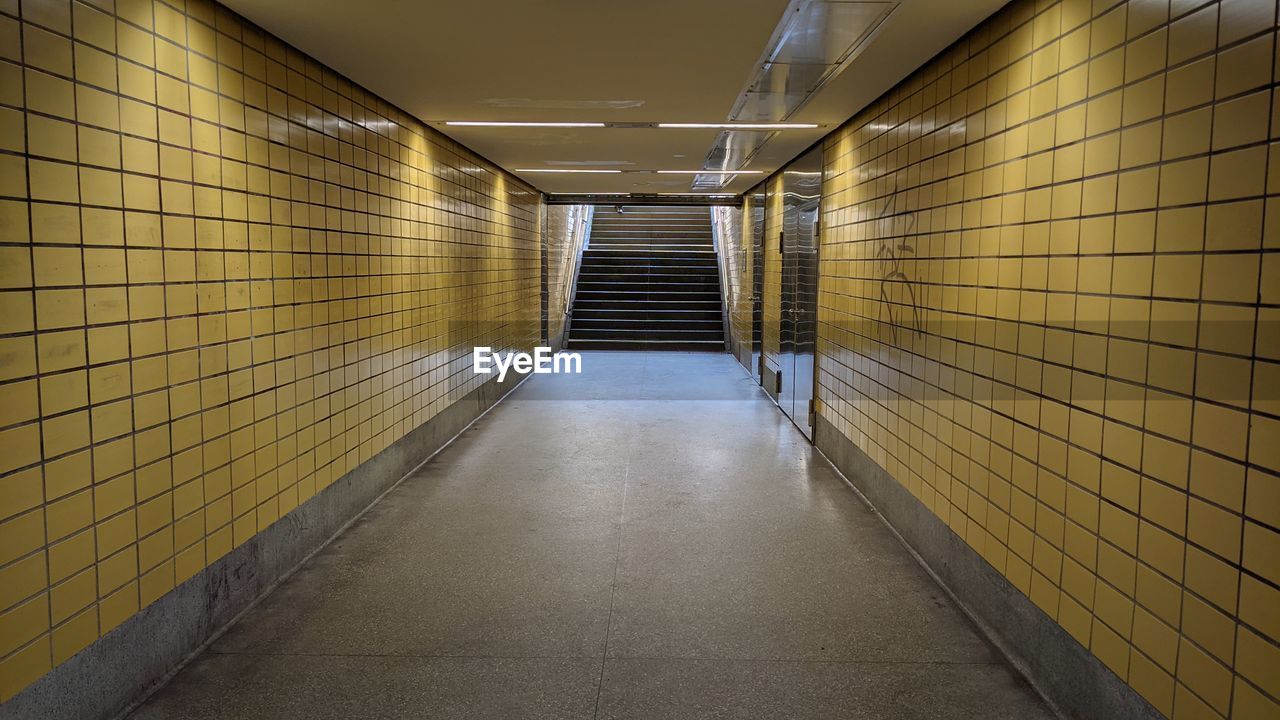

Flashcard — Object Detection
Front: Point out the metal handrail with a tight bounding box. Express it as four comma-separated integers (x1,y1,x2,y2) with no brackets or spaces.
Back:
710,207,732,352
560,207,582,316
560,206,592,345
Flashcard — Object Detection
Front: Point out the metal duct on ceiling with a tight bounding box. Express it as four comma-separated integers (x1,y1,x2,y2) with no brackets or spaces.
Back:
692,0,897,189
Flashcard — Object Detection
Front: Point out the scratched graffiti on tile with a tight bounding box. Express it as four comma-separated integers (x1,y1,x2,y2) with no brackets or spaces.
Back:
873,179,923,343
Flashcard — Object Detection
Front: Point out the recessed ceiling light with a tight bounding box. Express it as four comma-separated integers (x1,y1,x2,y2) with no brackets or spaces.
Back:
657,123,819,129
656,170,764,175
447,121,606,128
513,168,622,173
445,121,818,130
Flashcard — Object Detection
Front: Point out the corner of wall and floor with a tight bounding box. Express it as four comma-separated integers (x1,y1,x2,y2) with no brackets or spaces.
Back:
3,0,1279,718
719,1,1280,718
0,0,568,716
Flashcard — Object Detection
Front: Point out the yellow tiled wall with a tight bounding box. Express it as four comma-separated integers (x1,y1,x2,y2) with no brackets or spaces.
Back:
0,0,542,701
816,0,1279,717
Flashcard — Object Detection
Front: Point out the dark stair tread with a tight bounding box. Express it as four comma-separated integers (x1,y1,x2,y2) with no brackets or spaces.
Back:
566,339,725,351
569,206,725,353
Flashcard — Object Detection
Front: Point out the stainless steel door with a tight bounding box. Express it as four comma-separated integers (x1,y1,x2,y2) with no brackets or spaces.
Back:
791,195,819,440
749,192,765,384
779,146,822,439
778,192,798,419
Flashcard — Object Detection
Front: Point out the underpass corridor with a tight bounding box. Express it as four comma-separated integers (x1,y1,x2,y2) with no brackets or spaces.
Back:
129,352,1052,720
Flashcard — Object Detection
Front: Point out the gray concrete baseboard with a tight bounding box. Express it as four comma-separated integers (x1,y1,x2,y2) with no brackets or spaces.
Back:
814,415,1163,720
2,374,526,720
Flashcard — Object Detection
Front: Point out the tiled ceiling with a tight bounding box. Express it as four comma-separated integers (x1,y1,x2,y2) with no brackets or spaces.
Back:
221,0,1004,196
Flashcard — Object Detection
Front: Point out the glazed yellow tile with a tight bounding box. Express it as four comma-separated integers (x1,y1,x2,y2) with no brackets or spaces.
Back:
0,463,41,528
79,126,123,170
1232,675,1280,719
1186,498,1241,563
1162,108,1210,160
1198,303,1256,356
1242,521,1280,587
136,524,172,572
38,370,88,416
33,286,84,330
0,636,50,705
1191,401,1248,459
1205,200,1264,253
73,0,116,49
138,561,173,607
1208,145,1267,201
22,24,71,77
1238,572,1280,643
94,512,136,565
1188,450,1244,510
79,167,124,207
50,605,97,665
1131,604,1177,671
45,527,92,584
1194,355,1250,414
1176,638,1231,714
0,550,46,613
28,159,79,203
74,85,120,133
1215,33,1274,99
1141,515,1187,576
1128,651,1174,717
32,247,84,288
97,580,137,634
49,566,95,625
91,439,133,485
41,409,90,458
1097,496,1138,555
1091,616,1131,678
0,291,34,338
74,42,118,92
1213,90,1271,150
26,114,76,162
1245,465,1280,528
0,593,49,656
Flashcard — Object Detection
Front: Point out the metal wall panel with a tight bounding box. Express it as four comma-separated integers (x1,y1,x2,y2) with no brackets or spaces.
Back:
749,192,767,384
778,145,822,439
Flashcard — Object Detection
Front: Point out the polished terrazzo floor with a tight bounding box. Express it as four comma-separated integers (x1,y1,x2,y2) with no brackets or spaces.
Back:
130,352,1053,720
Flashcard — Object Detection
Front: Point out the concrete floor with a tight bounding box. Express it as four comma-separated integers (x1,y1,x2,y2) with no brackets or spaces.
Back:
130,352,1054,720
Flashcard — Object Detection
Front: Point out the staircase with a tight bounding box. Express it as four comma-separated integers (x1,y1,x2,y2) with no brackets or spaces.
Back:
566,206,725,351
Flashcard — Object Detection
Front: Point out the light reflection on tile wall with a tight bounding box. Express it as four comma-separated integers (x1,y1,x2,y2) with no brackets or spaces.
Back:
816,0,1278,717
0,0,541,700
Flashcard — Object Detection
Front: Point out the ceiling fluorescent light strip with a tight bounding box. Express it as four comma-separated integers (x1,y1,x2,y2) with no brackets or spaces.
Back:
445,121,816,129
657,170,763,175
447,121,606,127
657,123,817,129
514,169,759,175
